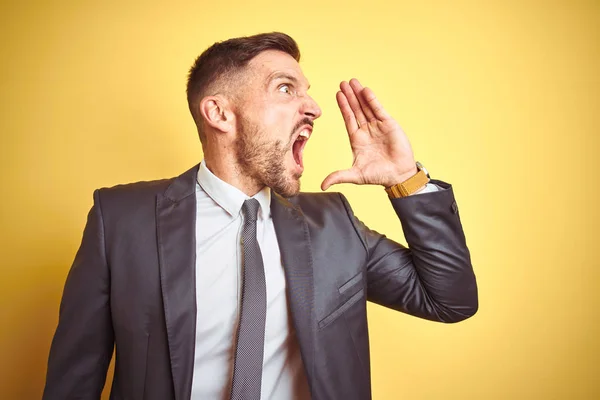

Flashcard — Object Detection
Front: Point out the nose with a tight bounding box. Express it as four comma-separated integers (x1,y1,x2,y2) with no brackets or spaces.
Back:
301,94,322,120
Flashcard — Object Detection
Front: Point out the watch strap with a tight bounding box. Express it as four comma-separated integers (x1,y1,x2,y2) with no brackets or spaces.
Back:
385,169,430,198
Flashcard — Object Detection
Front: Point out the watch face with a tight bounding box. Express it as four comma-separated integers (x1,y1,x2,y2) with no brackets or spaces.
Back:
416,161,430,178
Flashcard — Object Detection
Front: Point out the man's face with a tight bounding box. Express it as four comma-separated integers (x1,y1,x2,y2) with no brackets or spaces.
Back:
233,50,322,197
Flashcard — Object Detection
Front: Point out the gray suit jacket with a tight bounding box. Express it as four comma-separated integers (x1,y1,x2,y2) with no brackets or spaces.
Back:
43,163,478,400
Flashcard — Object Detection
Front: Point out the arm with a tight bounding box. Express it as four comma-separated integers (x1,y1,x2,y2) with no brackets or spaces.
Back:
43,189,114,399
322,78,477,322
340,184,477,323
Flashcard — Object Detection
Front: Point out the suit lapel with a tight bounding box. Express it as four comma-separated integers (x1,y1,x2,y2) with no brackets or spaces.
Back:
156,163,199,400
271,193,316,390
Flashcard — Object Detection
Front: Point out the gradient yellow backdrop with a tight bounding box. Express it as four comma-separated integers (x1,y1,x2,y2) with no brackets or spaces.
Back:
1,0,598,399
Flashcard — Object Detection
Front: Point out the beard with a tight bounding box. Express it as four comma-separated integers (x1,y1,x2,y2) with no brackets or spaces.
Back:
234,115,304,197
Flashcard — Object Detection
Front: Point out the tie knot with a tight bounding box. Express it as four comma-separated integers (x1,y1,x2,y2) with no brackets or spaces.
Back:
242,198,260,222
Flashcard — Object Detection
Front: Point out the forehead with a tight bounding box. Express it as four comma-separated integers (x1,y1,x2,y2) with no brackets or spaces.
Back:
247,50,310,88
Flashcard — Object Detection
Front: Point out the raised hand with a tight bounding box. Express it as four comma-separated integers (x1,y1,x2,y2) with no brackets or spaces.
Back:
321,78,418,191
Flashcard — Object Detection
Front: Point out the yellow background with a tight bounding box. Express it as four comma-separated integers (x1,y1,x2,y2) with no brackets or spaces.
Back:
1,0,598,398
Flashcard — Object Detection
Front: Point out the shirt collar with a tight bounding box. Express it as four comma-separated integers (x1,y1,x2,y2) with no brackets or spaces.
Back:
197,160,271,219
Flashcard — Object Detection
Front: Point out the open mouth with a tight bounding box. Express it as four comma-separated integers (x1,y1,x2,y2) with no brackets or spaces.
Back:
292,127,311,169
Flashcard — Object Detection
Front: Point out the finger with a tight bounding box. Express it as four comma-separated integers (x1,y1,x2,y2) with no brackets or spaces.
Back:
362,87,391,120
336,91,359,133
321,168,362,191
340,80,368,128
349,78,375,122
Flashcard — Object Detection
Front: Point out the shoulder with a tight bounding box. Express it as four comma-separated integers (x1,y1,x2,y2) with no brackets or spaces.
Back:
289,191,344,207
93,163,200,207
95,177,173,209
287,191,353,218
92,173,185,231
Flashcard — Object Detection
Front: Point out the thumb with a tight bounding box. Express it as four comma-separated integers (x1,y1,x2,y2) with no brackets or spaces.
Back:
321,168,362,191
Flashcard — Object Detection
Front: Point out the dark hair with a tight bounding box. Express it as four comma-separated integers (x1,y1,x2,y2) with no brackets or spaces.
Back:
186,32,300,143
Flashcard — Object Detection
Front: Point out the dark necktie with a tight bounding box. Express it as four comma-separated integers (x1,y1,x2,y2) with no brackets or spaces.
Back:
230,199,267,400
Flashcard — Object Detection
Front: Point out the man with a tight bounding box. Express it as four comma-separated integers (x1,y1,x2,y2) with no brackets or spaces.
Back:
43,32,477,400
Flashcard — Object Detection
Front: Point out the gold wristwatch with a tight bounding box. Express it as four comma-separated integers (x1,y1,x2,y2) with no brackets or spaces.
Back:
385,161,430,198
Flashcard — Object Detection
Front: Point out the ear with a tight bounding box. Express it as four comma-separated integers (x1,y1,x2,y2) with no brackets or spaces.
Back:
199,95,234,133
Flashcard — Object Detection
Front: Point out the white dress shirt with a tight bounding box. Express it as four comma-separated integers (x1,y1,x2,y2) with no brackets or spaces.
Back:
190,160,310,400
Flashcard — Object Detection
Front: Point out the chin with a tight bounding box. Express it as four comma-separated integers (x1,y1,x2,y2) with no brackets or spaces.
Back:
274,174,301,198
280,181,301,198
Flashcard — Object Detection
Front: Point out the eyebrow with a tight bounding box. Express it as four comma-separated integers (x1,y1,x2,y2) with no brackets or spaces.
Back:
267,72,311,90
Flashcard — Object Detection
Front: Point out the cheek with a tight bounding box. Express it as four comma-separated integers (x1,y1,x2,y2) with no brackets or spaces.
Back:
246,93,299,142
260,109,293,140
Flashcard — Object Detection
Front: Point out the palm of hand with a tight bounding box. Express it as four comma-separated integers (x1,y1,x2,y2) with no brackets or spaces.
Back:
321,79,417,191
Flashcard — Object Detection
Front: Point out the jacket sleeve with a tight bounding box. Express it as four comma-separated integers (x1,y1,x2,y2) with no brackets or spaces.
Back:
339,179,478,323
43,189,114,399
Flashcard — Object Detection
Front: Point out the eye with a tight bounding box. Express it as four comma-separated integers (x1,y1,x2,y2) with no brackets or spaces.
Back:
278,84,292,94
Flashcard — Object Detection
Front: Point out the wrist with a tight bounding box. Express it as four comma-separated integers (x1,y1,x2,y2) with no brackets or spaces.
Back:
384,161,430,198
385,165,419,189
